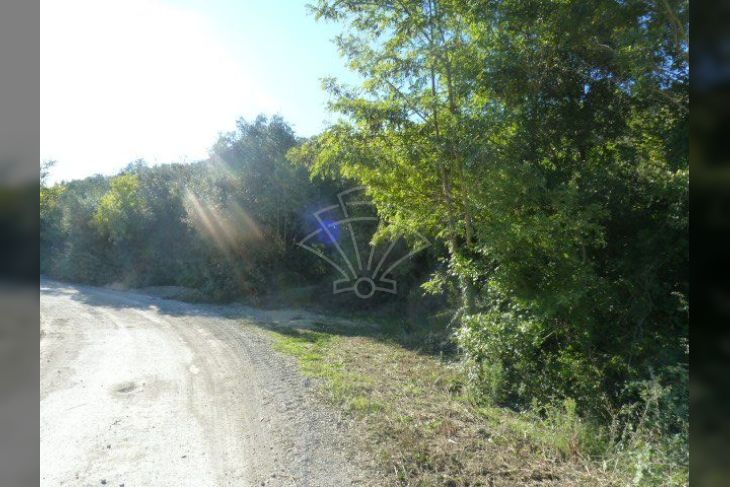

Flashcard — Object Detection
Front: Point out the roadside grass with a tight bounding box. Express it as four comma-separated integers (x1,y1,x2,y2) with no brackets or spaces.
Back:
269,321,629,487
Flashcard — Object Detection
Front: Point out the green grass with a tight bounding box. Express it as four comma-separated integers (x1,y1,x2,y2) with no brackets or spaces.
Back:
272,329,383,413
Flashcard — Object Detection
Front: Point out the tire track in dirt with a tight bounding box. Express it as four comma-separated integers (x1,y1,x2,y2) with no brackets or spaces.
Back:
40,280,372,486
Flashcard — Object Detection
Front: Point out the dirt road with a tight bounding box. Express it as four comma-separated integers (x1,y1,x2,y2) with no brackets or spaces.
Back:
40,280,370,487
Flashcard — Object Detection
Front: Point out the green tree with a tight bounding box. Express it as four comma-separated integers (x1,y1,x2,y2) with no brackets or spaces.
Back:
95,173,147,244
295,0,688,414
292,0,486,315
40,161,65,273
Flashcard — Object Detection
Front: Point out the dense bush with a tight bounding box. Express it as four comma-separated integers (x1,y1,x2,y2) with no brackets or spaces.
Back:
40,116,431,306
41,116,332,298
292,0,687,483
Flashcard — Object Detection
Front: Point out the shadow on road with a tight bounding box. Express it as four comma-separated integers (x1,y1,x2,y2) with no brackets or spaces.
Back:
41,278,458,357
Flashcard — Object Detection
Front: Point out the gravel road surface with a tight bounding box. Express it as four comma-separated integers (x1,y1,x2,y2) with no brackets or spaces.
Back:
40,280,371,487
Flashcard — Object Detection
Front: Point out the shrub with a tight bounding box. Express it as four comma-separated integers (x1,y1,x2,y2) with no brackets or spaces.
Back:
605,366,689,486
457,309,602,412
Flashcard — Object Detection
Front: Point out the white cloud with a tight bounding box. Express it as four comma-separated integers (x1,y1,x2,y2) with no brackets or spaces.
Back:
41,0,276,182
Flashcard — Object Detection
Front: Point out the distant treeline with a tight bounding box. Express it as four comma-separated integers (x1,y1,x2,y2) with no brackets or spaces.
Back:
40,117,385,303
41,1,688,482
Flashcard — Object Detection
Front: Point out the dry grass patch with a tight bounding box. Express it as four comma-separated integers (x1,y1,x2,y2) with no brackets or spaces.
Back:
270,324,623,486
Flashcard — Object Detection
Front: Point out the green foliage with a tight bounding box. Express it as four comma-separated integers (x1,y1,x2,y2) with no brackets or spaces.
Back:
458,308,604,410
296,1,687,483
40,183,66,272
608,366,689,486
40,1,687,482
95,174,147,244
301,0,687,405
40,116,365,300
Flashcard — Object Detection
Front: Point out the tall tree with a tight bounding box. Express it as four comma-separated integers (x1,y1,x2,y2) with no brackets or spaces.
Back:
293,0,486,315
294,0,688,410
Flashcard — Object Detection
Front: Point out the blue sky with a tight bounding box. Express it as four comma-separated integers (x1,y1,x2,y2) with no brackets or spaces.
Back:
41,0,356,182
